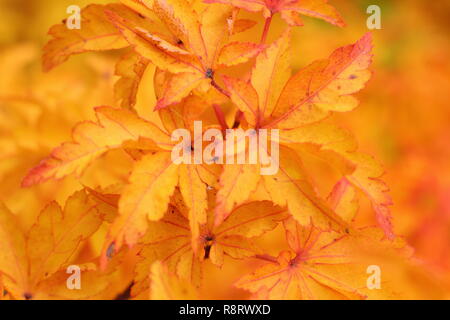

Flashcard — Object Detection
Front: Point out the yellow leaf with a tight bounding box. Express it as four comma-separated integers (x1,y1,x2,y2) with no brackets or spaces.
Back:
263,146,348,231
152,0,207,59
154,72,210,110
110,151,179,249
43,4,131,72
22,107,171,187
270,33,373,129
218,42,265,68
251,28,291,120
27,191,102,287
179,164,208,251
222,75,259,127
0,190,107,300
215,163,260,225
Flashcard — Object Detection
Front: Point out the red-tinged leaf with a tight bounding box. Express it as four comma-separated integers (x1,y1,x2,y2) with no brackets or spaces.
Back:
290,131,394,239
222,75,260,126
327,178,359,223
27,191,103,288
154,72,210,110
158,93,212,132
283,0,345,27
0,191,109,299
289,138,394,239
132,192,286,294
120,0,155,18
269,33,373,129
200,4,234,69
43,4,130,72
217,42,265,67
22,107,172,187
105,8,202,74
152,0,207,59
235,219,366,300
210,201,287,265
230,19,257,34
345,153,394,239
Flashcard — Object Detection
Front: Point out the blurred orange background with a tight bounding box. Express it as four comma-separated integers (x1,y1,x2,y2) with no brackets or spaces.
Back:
0,0,449,299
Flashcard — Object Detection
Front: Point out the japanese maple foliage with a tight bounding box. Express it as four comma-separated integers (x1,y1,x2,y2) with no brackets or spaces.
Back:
1,0,433,300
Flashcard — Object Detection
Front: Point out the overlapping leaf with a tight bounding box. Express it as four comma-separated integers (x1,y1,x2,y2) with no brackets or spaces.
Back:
205,0,345,27
221,31,393,237
105,0,264,109
0,190,118,299
131,189,286,297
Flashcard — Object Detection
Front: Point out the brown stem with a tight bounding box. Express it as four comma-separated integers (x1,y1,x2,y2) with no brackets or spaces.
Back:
255,254,278,263
260,15,273,44
211,79,231,98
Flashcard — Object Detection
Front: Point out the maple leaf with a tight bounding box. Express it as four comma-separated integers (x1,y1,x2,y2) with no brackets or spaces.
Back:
218,31,394,238
131,189,286,297
42,3,135,72
105,127,221,254
234,182,421,299
205,0,345,27
215,30,359,230
0,190,118,299
42,1,263,111
21,105,214,256
235,217,402,299
22,106,171,187
105,0,265,109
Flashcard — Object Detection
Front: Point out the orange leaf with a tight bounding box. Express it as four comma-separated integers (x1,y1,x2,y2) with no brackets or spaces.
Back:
109,151,179,249
43,4,132,72
218,42,265,68
22,107,171,187
269,33,373,129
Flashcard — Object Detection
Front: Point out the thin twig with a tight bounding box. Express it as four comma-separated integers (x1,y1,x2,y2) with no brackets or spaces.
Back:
211,79,231,98
260,15,273,44
255,254,278,263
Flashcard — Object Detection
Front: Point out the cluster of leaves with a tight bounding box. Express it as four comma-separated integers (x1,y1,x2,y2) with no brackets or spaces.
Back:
2,0,440,300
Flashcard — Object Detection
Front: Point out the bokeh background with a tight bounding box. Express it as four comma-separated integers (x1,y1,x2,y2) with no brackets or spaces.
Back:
0,0,449,299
